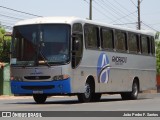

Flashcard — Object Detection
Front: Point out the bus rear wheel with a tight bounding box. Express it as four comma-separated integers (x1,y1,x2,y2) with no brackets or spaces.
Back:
33,94,47,104
77,80,93,103
121,81,139,100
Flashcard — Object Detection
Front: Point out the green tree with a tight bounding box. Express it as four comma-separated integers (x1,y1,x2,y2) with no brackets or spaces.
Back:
156,31,160,74
0,26,11,62
156,41,160,74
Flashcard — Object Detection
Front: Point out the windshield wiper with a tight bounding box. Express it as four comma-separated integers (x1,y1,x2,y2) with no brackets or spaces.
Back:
22,50,51,68
36,28,51,67
39,51,51,67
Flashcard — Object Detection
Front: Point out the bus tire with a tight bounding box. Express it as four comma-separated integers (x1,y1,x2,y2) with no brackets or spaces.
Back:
130,81,139,100
121,81,139,100
33,94,47,104
77,80,93,103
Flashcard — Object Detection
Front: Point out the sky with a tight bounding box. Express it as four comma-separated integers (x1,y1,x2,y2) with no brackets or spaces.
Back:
0,0,160,32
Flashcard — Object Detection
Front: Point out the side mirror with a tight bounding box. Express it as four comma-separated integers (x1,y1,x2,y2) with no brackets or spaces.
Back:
72,34,81,51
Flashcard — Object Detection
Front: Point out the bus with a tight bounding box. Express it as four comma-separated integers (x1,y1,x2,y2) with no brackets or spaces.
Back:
10,17,156,103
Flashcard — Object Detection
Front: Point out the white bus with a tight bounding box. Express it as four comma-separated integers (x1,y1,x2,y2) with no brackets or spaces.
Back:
10,17,156,103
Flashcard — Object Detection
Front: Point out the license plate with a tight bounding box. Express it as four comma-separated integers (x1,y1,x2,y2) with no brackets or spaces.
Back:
33,90,43,94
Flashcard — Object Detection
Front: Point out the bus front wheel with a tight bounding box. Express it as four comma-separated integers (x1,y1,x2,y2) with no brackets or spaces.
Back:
33,94,47,104
77,80,93,103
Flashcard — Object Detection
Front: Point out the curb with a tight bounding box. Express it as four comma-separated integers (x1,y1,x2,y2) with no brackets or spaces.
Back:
138,93,160,99
0,95,32,100
0,95,68,100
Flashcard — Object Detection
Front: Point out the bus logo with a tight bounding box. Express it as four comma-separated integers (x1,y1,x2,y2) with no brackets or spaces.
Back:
97,53,110,83
30,68,43,75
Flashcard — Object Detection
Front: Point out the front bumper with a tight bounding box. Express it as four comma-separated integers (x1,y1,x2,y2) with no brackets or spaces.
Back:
11,78,71,95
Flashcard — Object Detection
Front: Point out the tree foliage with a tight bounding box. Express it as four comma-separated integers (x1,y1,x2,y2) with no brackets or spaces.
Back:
0,26,11,62
156,41,160,74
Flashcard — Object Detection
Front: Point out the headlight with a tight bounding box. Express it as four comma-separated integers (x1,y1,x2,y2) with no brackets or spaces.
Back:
11,76,23,81
52,74,69,81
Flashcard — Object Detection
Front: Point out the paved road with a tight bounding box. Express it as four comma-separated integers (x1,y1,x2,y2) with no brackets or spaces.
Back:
0,93,160,120
0,93,160,111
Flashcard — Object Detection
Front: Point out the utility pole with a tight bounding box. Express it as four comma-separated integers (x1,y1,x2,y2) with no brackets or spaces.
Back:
137,0,141,30
89,0,92,20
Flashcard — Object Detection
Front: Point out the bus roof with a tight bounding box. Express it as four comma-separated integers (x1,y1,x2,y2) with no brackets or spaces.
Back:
14,16,155,36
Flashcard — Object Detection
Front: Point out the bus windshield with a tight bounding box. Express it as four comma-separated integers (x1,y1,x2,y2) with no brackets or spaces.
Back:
11,24,70,66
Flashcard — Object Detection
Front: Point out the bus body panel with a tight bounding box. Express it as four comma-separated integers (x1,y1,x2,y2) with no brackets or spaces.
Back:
10,17,157,98
71,49,156,93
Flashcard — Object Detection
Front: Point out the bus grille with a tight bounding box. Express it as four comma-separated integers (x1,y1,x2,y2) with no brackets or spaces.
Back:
21,85,54,90
24,76,51,80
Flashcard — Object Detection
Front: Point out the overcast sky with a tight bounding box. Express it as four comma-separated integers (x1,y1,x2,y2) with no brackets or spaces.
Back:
0,0,160,32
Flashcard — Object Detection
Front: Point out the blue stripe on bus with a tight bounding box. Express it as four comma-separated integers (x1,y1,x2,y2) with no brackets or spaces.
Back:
11,78,71,94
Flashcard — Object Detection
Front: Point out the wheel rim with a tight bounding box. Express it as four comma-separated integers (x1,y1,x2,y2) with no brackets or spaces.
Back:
84,83,91,99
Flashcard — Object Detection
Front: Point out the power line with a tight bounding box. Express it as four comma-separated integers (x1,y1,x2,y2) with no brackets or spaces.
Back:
0,13,23,20
84,0,114,21
147,22,160,26
110,10,137,24
112,0,140,30
99,0,126,18
130,0,137,7
0,10,34,19
113,0,138,20
85,0,138,29
87,0,137,28
113,0,134,14
0,20,14,26
104,0,158,31
114,22,137,25
0,17,17,23
142,22,159,32
94,0,122,22
99,0,136,23
0,5,42,31
108,0,138,29
102,0,137,23
0,5,42,17
0,24,13,30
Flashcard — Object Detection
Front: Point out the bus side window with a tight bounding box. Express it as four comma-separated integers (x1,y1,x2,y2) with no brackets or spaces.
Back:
148,37,152,55
115,30,127,52
72,23,83,33
151,37,155,56
101,28,114,50
84,24,99,49
141,35,150,55
128,33,139,53
137,35,141,54
72,23,83,69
